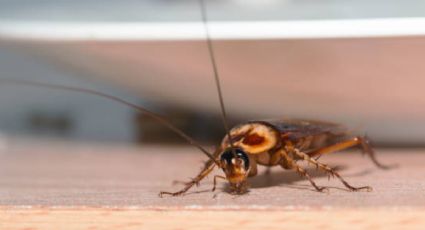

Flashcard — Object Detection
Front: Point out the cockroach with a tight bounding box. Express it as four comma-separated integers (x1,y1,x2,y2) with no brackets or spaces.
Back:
0,0,393,197
160,119,393,196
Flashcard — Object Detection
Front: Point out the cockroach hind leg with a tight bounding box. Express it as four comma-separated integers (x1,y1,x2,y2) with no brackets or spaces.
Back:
359,136,398,170
307,136,397,170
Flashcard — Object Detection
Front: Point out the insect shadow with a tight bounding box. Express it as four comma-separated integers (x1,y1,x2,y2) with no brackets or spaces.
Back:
246,164,373,191
248,165,345,189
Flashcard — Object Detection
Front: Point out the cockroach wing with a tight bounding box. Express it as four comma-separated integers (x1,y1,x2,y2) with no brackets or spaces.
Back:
260,119,348,141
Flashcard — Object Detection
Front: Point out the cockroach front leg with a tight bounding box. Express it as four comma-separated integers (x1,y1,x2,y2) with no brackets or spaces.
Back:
212,175,226,192
293,148,372,192
159,160,216,197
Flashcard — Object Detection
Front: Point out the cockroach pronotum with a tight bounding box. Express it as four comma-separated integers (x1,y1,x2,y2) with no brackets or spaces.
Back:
0,0,393,197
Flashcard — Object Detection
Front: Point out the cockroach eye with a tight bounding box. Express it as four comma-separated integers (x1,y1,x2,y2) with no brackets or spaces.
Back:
220,148,250,170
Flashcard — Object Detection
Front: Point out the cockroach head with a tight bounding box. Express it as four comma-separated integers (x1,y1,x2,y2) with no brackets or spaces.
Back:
219,148,250,193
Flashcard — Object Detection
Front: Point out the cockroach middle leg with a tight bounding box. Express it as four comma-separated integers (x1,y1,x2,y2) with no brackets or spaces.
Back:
292,163,328,192
293,149,372,192
279,150,328,192
308,136,393,169
264,166,272,175
159,160,216,197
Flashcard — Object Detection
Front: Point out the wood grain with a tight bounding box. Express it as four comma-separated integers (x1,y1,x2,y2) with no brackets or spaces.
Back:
2,208,425,230
1,138,425,229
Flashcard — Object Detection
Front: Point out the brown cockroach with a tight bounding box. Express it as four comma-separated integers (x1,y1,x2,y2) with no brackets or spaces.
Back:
160,119,392,196
0,0,393,197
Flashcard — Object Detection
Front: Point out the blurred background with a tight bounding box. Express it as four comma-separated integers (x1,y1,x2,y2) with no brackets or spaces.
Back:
0,0,425,147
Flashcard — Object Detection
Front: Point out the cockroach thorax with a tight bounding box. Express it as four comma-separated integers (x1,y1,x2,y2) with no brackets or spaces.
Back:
222,122,280,154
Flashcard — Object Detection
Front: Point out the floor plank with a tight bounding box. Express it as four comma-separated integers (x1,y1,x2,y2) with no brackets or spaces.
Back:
0,139,424,229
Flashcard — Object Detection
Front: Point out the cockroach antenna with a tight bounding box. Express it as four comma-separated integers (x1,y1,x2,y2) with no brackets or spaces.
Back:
199,0,237,155
0,79,220,165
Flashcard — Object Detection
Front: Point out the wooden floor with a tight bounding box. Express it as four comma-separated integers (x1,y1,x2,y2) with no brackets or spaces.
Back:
1,138,425,229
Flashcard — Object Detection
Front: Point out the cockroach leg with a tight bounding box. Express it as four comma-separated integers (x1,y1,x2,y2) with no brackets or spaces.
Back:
172,179,200,187
307,136,394,169
293,149,372,192
248,156,258,177
292,163,328,192
358,136,396,169
212,175,226,192
280,151,328,192
159,160,216,197
264,166,272,175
